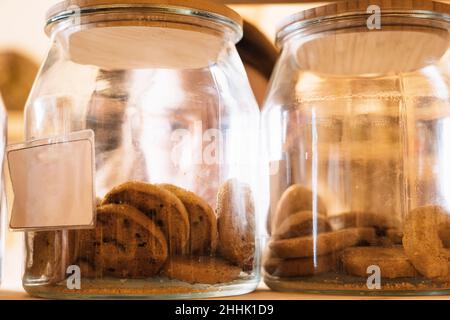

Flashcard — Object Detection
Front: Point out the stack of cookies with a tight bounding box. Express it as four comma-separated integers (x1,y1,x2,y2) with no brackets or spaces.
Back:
266,185,450,284
29,179,256,285
265,184,411,279
338,205,450,280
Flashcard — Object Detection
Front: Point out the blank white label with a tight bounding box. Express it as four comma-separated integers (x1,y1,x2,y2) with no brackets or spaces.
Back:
7,130,96,231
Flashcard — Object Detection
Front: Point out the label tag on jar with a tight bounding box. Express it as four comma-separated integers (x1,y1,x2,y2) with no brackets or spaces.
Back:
6,130,96,231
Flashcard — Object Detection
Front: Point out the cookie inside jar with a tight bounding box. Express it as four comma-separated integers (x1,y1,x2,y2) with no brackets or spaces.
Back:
264,183,450,294
25,180,258,298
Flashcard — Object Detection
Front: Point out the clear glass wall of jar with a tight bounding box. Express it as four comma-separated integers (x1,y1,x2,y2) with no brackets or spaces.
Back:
21,0,261,299
263,0,450,295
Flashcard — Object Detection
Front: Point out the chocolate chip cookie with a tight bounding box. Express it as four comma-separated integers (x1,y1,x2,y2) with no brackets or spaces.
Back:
91,204,168,278
159,184,218,255
102,181,189,254
26,231,71,283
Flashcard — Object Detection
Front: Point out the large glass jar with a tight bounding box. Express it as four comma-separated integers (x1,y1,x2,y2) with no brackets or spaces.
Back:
20,0,261,299
263,0,450,295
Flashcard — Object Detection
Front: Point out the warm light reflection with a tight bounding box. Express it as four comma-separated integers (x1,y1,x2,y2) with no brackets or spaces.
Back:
439,117,450,210
310,108,319,267
421,65,450,100
133,69,186,184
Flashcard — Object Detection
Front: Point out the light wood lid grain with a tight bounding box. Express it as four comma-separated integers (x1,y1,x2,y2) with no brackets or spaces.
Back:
46,0,242,30
278,0,450,34
44,0,243,69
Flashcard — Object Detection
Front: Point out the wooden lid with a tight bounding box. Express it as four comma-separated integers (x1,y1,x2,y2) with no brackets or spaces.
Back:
278,0,450,37
44,1,243,69
46,0,242,34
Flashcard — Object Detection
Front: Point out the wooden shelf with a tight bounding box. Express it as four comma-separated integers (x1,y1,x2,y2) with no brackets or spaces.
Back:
224,1,330,3
2,285,450,300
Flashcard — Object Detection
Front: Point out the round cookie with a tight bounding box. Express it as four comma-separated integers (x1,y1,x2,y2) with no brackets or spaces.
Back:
273,211,331,240
270,185,327,234
269,227,376,259
159,184,218,255
102,181,189,254
329,212,399,246
442,249,450,260
264,255,337,277
386,229,403,245
217,179,255,270
71,259,97,279
439,213,450,248
69,227,101,278
328,212,397,231
403,205,449,278
163,257,241,284
27,231,67,283
341,247,417,279
93,204,168,278
71,228,96,258
95,197,103,207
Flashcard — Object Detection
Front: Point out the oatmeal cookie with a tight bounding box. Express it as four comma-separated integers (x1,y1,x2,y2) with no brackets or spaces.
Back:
264,255,337,277
403,205,449,278
163,256,241,284
270,185,327,234
341,247,417,279
269,227,376,259
273,211,331,240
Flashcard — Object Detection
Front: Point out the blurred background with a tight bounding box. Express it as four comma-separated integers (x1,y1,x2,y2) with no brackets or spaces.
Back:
0,0,326,291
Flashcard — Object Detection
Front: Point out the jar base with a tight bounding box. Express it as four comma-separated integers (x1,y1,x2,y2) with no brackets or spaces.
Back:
264,274,450,296
23,277,260,300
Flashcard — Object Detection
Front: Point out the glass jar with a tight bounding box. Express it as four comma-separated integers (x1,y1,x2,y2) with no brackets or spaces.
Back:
263,0,450,295
21,0,261,299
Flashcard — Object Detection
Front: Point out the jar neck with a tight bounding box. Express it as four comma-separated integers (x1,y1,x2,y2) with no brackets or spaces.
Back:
277,11,450,49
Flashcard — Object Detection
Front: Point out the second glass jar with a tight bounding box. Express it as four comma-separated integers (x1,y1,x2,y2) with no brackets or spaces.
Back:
263,0,450,295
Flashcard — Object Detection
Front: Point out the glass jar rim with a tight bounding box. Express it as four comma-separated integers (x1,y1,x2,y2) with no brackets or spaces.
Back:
45,0,243,43
276,6,450,48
